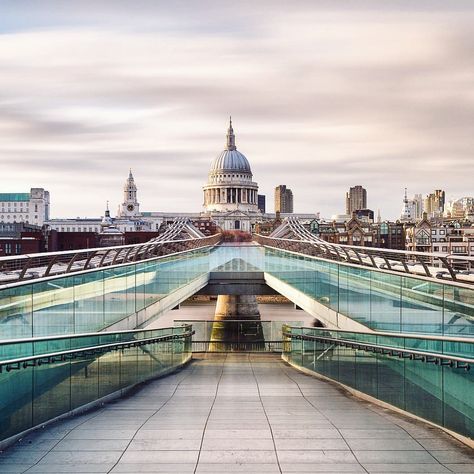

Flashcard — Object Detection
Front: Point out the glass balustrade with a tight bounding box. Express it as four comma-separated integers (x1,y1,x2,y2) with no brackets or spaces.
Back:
283,326,474,439
0,248,210,340
1,243,474,341
0,326,192,444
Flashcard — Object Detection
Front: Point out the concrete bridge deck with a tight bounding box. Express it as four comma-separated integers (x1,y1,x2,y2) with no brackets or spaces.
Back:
1,354,473,474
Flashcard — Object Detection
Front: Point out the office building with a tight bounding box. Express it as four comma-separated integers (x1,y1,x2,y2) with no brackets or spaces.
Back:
274,185,293,213
345,185,367,215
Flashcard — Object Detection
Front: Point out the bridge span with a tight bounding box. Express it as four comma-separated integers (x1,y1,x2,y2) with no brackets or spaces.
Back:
0,231,473,469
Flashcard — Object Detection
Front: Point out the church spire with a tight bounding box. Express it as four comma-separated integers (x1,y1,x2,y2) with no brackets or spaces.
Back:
226,116,236,151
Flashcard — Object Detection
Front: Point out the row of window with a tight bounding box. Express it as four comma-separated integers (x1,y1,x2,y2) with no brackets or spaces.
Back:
429,245,474,253
51,225,147,232
0,203,39,211
52,226,101,232
0,216,39,222
0,243,22,255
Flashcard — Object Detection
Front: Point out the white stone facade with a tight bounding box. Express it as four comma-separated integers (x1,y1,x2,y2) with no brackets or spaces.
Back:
0,188,50,226
118,169,140,218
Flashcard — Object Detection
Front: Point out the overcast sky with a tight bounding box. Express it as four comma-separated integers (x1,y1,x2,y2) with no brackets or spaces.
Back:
1,1,473,219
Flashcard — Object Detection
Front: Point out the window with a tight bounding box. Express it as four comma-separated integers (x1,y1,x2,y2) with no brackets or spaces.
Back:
442,246,448,252
439,229,446,235
433,246,439,252
4,243,12,254
15,244,21,254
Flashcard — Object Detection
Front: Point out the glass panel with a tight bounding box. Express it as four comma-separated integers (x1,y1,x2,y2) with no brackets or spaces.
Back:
0,369,33,440
32,277,75,337
70,354,99,409
0,285,33,340
32,361,71,426
73,271,104,333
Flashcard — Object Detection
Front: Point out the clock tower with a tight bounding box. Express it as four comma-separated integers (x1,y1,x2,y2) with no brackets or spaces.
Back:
119,169,140,217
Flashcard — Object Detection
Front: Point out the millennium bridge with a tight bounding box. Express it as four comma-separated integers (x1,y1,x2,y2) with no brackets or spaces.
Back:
0,219,473,472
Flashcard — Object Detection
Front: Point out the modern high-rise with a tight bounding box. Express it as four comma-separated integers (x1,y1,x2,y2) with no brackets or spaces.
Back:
257,194,266,213
274,185,293,213
345,185,367,215
424,189,446,218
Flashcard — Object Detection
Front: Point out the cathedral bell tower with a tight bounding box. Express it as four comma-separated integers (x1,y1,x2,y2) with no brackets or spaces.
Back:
119,169,140,217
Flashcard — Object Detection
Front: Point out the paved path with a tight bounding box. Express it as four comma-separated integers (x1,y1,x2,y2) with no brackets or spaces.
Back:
1,354,473,473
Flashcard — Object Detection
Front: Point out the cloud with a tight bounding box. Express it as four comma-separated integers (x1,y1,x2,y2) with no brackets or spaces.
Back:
0,2,473,218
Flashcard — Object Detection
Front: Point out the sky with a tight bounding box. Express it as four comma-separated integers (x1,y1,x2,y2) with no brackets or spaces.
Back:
1,0,473,219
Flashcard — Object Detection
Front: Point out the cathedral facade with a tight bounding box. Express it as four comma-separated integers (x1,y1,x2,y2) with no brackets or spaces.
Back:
202,119,262,232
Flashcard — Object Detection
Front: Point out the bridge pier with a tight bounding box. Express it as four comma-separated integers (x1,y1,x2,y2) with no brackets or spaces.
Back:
209,295,265,351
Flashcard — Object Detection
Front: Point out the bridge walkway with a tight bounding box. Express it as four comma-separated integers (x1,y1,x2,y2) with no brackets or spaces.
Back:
1,354,473,473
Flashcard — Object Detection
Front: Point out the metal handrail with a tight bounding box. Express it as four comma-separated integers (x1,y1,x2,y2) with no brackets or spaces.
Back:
256,234,474,263
255,233,474,286
281,326,474,344
0,234,221,285
0,330,194,372
283,331,474,370
0,325,192,346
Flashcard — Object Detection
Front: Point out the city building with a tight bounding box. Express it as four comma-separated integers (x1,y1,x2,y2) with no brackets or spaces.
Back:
258,194,266,214
202,118,261,231
98,204,125,247
444,197,474,220
117,169,140,218
354,209,374,223
274,185,293,213
400,189,424,222
0,189,50,226
374,221,406,250
311,214,376,247
39,121,318,241
405,213,432,253
424,189,445,219
345,185,367,215
0,222,45,256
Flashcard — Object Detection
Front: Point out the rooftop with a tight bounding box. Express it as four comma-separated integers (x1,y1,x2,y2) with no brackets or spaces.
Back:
0,193,30,202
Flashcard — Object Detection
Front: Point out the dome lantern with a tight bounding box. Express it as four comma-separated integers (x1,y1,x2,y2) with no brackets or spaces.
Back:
226,116,236,151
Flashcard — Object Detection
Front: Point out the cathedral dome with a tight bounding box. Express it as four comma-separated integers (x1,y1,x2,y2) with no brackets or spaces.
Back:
209,118,252,175
203,118,259,222
210,149,251,173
